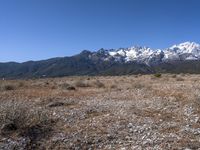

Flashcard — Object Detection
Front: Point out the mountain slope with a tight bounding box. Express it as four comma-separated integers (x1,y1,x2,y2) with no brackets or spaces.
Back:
0,52,153,78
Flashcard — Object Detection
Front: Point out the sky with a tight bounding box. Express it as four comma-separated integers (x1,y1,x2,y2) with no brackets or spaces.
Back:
0,0,200,62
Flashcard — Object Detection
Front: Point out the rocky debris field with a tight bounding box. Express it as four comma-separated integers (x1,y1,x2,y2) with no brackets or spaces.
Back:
0,74,200,149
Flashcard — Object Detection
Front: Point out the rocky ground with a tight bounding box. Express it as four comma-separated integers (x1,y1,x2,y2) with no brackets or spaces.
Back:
0,74,200,149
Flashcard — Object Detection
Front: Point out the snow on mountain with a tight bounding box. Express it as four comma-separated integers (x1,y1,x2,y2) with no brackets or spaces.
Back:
170,42,200,53
97,42,200,64
164,42,200,61
107,46,161,63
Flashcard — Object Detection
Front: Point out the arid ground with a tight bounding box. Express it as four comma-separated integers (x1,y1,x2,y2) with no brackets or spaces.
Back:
0,74,200,150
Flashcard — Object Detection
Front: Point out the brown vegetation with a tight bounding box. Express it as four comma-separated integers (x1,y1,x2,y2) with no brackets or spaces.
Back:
0,74,200,149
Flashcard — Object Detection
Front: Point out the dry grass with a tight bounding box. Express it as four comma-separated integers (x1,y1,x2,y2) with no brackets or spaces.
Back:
1,74,200,149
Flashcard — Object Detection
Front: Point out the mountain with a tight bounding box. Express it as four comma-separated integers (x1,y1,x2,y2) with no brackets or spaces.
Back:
163,42,200,61
1,41,200,79
98,41,200,64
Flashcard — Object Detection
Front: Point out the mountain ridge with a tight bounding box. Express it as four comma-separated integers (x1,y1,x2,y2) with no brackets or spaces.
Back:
93,41,200,64
1,42,200,78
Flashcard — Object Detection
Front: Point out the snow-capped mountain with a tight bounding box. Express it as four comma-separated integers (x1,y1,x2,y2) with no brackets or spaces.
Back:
93,42,200,64
1,41,200,78
164,42,200,61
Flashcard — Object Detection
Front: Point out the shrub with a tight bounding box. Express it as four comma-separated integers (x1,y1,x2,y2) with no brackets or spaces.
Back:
93,80,105,88
154,73,162,78
60,83,76,90
75,80,90,87
134,75,139,78
48,101,65,108
110,84,117,89
193,96,200,111
132,83,145,89
176,77,184,81
66,86,76,90
18,82,24,87
0,100,51,136
1,84,15,91
60,83,70,89
171,74,177,78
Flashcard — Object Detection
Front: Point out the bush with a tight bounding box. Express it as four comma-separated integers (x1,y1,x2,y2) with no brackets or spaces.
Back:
75,80,90,87
110,84,117,89
171,74,177,78
66,86,76,90
132,83,145,89
93,80,105,88
154,73,162,78
1,84,15,91
176,77,184,81
0,100,51,136
18,82,24,87
60,83,76,90
60,83,69,89
48,101,65,108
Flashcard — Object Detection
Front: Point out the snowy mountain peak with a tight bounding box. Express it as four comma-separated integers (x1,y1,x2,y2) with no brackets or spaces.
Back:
107,46,155,62
170,42,200,53
91,42,200,64
162,42,200,61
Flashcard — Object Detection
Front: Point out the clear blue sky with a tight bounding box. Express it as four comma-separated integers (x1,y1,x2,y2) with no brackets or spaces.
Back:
0,0,200,62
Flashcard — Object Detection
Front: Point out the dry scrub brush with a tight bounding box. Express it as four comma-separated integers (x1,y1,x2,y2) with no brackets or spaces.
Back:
92,80,105,88
0,100,52,137
0,81,26,91
0,84,15,91
74,80,91,87
74,79,105,88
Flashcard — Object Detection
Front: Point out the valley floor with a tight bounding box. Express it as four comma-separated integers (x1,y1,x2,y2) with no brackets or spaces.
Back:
0,74,200,149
